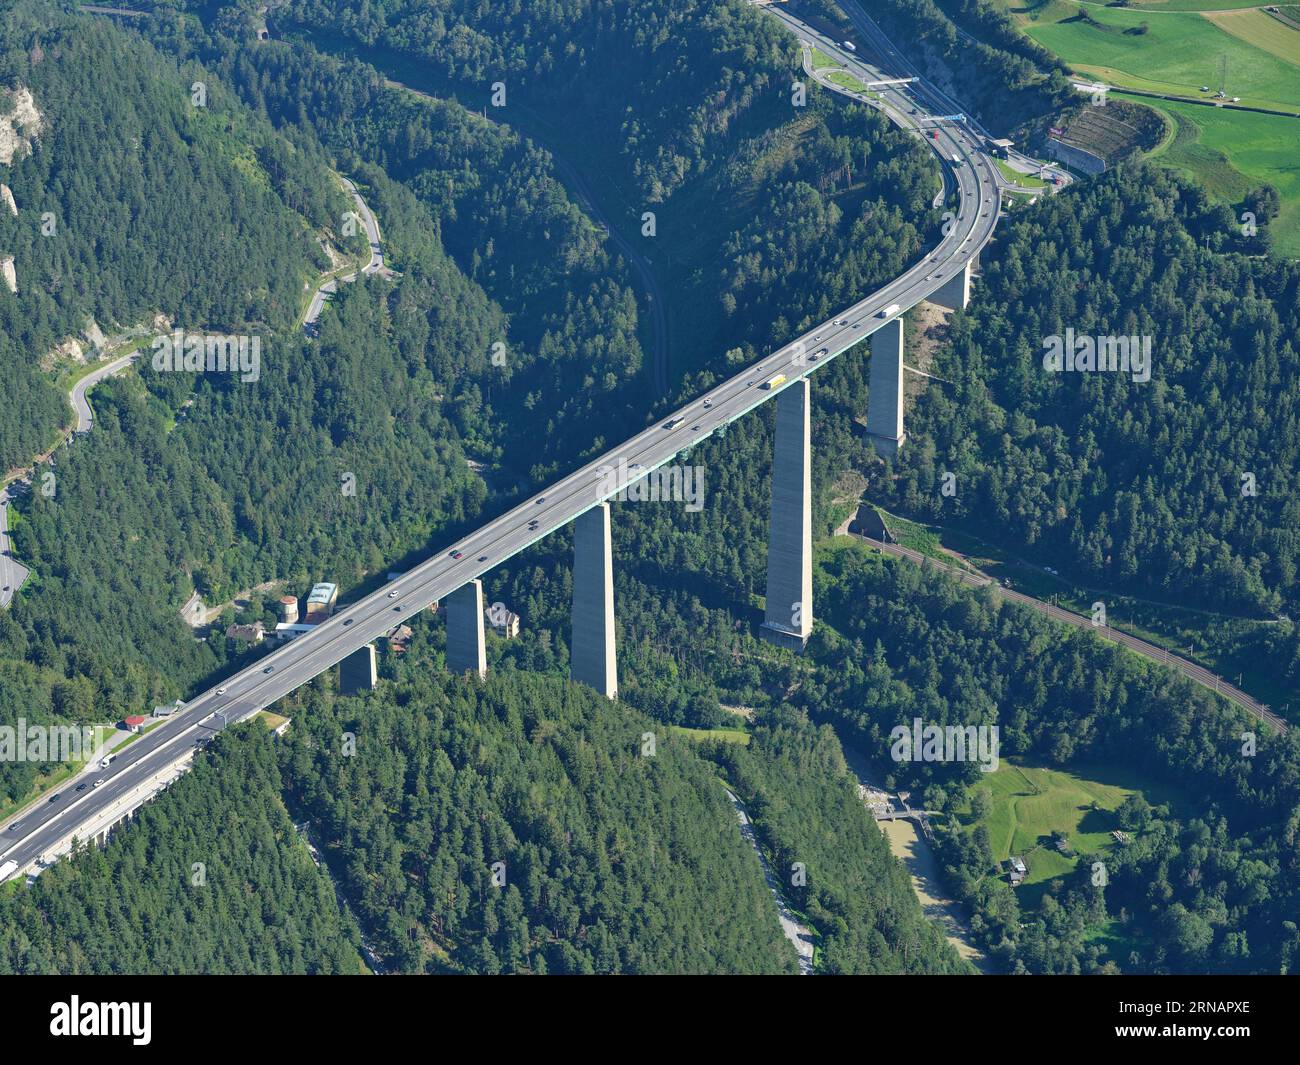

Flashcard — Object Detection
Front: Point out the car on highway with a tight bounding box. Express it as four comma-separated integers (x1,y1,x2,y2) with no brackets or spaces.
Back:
691,424,701,431
478,555,488,562
664,416,685,429
75,782,87,793
93,779,104,788
702,398,713,409
535,497,545,505
8,821,20,831
343,618,354,626
216,685,228,695
48,793,60,803
451,550,464,560
388,590,399,598
263,666,274,674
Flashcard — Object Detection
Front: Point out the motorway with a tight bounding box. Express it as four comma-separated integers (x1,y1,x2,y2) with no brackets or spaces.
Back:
0,488,29,609
0,11,1002,880
827,0,1072,190
303,176,386,331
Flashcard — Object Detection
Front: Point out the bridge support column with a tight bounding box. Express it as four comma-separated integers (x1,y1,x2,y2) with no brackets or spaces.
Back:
928,259,971,312
866,317,906,459
571,502,617,698
445,579,487,679
339,643,378,694
762,378,813,649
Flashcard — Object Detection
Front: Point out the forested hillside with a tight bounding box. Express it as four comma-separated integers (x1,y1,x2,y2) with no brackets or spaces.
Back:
0,7,343,470
881,166,1300,618
138,1,940,476
281,673,801,974
717,717,971,974
0,724,364,974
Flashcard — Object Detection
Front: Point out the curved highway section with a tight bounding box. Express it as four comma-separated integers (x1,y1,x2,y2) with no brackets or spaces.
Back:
0,13,1002,881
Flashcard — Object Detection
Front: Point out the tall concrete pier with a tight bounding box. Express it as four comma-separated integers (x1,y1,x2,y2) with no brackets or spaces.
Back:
339,643,378,694
928,259,971,313
445,579,487,678
762,378,813,649
866,317,906,459
571,502,617,698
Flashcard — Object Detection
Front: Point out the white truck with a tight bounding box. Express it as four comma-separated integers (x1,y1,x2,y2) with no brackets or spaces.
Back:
878,304,901,318
0,860,18,883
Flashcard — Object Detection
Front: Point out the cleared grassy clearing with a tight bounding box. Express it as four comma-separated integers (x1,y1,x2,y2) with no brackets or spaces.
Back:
1204,8,1300,65
1143,98,1300,254
1025,7,1300,110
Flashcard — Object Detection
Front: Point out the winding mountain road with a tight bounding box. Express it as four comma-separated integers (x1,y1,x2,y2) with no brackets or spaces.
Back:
303,176,386,333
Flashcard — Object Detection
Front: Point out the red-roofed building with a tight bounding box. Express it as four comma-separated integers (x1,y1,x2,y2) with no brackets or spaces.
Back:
122,715,147,734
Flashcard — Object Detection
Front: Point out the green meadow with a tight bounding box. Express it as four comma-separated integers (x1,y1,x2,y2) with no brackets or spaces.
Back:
1021,3,1300,109
962,760,1182,887
1144,97,1300,253
995,1,1300,254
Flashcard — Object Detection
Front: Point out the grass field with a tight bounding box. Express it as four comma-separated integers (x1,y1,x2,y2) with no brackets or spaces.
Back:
964,760,1182,888
825,69,869,92
1143,97,1300,253
668,725,751,745
994,158,1049,188
1206,9,1300,66
810,46,838,71
993,0,1300,255
1022,5,1300,110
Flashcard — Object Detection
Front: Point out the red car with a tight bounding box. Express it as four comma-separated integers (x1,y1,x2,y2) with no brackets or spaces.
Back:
451,551,464,560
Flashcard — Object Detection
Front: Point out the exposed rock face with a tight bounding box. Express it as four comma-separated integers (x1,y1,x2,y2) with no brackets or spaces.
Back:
1,255,15,294
83,318,107,353
0,86,43,165
0,184,15,216
47,336,86,371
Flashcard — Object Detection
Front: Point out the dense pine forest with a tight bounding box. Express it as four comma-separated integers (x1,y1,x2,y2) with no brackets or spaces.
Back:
0,724,364,974
882,166,1300,619
281,673,804,974
0,9,346,470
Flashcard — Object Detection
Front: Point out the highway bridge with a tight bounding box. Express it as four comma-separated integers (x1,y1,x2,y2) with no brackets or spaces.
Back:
0,9,1003,882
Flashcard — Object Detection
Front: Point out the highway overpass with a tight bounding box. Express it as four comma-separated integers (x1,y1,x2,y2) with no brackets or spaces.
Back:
0,9,1002,882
